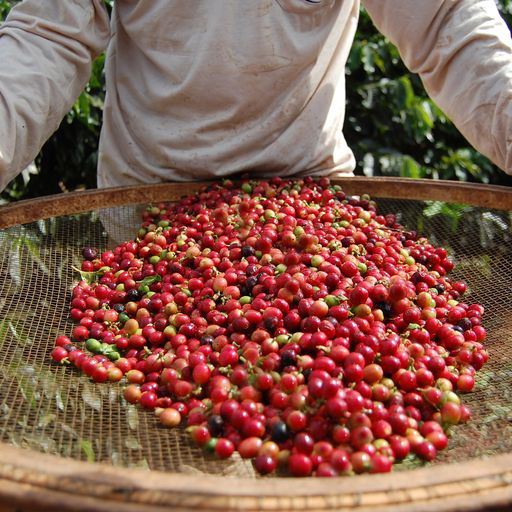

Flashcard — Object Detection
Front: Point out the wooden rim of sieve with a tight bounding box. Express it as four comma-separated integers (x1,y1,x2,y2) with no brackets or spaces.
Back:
1,177,512,229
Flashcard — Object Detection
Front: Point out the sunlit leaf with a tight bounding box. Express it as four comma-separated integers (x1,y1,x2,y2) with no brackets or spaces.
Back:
361,43,375,74
82,383,102,411
482,212,509,231
0,320,8,348
72,265,103,284
18,434,57,453
126,406,139,430
80,439,96,463
396,76,414,109
400,156,421,179
422,201,443,218
131,458,150,470
37,413,57,428
55,390,65,412
8,321,30,345
21,236,49,275
111,450,124,466
138,274,162,287
125,436,142,450
61,423,79,438
8,245,21,287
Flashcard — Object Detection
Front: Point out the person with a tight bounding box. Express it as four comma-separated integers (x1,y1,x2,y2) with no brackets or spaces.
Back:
0,0,511,195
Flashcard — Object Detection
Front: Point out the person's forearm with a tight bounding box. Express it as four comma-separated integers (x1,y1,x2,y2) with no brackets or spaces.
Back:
363,0,512,174
0,0,110,192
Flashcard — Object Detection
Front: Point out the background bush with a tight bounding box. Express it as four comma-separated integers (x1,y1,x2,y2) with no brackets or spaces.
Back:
1,0,512,202
345,1,512,186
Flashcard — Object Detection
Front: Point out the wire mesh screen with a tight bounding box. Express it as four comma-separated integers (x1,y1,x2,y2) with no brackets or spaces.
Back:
0,196,511,475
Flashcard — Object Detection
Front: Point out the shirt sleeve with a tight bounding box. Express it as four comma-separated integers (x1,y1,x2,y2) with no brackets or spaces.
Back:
0,0,111,191
361,0,512,174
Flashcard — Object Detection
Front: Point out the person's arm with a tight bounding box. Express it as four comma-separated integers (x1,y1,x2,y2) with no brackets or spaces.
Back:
0,1,110,191
362,0,512,174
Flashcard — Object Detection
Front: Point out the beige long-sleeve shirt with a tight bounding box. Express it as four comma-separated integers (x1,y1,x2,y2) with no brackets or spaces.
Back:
1,0,512,192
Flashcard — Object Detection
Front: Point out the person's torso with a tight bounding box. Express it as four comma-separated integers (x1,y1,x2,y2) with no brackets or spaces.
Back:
98,0,359,187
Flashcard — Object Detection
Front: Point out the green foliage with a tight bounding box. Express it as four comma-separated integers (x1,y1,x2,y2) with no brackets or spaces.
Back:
1,1,512,202
345,6,512,186
0,1,13,18
0,0,111,202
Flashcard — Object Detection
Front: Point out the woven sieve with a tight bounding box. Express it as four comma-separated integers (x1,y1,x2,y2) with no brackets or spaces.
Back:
0,177,511,512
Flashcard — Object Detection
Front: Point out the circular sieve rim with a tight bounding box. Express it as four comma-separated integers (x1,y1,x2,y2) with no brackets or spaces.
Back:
1,177,512,512
1,177,512,228
0,443,511,512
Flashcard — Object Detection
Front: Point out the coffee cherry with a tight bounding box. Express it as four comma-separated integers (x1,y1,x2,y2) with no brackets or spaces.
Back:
158,407,182,427
288,453,313,477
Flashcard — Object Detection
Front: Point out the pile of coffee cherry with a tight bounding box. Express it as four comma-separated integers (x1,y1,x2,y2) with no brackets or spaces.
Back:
51,177,488,477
